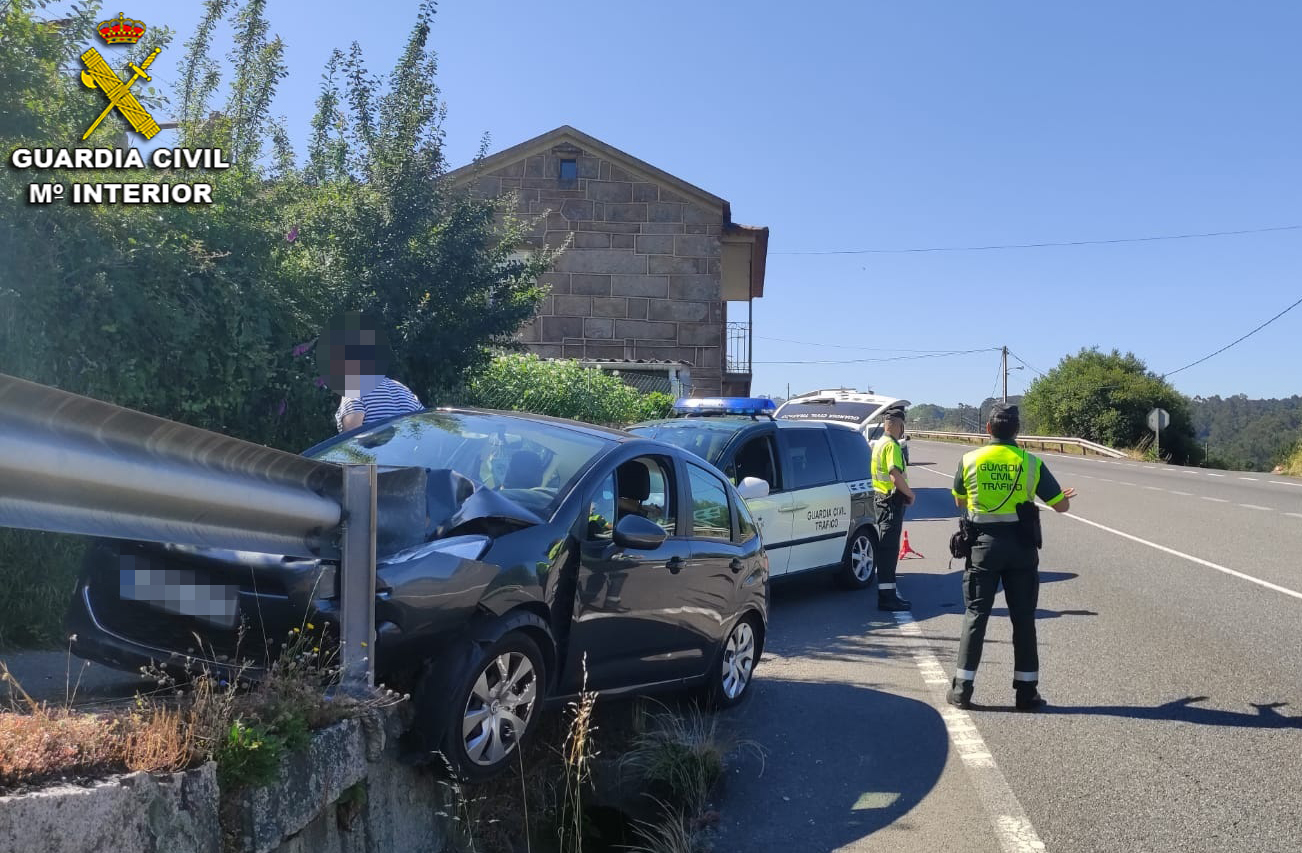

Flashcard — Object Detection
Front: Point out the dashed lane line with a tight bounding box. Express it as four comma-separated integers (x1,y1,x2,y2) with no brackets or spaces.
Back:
1239,477,1260,481
1272,481,1302,488
1206,473,1226,477
1239,504,1273,512
1170,490,1193,496
893,612,1048,853
1201,496,1229,503
1143,486,1163,491
1287,513,1302,520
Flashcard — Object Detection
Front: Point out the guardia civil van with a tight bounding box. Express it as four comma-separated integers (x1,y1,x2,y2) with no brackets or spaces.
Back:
628,398,878,589
774,388,912,464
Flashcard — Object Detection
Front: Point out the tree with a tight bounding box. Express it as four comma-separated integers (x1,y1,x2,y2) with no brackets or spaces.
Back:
1021,348,1201,464
457,353,673,425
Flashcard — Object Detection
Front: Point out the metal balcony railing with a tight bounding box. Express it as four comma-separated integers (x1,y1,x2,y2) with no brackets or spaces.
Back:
726,321,751,374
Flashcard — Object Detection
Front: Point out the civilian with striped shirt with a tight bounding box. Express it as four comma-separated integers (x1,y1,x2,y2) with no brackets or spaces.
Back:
334,376,423,433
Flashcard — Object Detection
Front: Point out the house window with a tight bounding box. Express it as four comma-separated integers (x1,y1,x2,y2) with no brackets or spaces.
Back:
558,158,577,186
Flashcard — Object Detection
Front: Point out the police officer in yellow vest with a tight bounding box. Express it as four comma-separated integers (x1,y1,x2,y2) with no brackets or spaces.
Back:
871,408,915,611
948,403,1076,711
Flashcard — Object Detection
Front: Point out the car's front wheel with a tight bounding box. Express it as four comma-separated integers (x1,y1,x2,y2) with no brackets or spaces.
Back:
838,527,877,589
420,630,546,781
708,614,761,709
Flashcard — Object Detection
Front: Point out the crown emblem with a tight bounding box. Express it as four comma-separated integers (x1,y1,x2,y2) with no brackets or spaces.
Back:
97,12,146,45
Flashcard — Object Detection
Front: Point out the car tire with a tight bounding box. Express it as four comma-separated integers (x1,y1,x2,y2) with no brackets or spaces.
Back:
414,629,547,781
706,613,762,710
838,526,877,589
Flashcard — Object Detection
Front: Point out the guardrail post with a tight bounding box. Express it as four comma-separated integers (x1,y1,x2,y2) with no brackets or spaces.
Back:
340,464,377,691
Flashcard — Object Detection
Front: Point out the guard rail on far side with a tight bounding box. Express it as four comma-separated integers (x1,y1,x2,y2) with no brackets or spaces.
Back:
907,430,1129,459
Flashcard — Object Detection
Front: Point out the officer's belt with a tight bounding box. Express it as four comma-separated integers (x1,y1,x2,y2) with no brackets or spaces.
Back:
968,511,1019,524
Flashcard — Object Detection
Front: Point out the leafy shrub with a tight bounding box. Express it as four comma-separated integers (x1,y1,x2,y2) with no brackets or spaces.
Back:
215,719,286,790
455,354,676,426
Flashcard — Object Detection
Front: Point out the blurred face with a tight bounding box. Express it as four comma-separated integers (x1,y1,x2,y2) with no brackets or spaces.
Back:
885,418,905,438
316,314,392,398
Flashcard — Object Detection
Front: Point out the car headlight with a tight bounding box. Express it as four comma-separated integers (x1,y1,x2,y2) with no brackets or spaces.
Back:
380,535,492,564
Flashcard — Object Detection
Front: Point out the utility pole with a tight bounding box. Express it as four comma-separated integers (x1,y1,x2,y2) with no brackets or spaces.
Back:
1001,346,1009,403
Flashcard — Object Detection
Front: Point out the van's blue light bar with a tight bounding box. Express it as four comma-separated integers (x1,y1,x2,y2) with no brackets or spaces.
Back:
672,397,777,417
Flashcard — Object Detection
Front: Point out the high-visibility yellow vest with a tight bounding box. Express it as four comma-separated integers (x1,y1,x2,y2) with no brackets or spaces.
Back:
871,436,906,495
955,444,1041,523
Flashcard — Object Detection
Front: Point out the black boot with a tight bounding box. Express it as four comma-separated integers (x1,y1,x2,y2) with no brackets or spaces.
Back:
877,590,912,612
947,678,973,709
1015,684,1046,712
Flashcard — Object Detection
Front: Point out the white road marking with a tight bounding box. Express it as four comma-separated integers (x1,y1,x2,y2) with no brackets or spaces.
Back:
1183,470,1201,475
1201,496,1229,503
1287,513,1302,520
1060,514,1302,602
894,614,1047,853
1239,477,1259,481
1117,481,1137,487
1097,477,1116,483
1206,473,1225,477
1271,481,1302,488
1238,504,1273,512
1170,490,1193,496
1143,486,1163,491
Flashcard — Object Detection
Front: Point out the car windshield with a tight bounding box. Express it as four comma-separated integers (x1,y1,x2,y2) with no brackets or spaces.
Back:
776,400,881,425
627,420,747,465
306,412,613,517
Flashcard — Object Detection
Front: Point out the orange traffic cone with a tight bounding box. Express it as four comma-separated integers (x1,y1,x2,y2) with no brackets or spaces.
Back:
899,530,924,560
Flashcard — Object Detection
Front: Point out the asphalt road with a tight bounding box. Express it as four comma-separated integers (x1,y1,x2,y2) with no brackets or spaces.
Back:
716,440,1302,853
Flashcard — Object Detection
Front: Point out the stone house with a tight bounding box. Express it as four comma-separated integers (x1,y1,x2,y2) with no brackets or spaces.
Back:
447,126,768,397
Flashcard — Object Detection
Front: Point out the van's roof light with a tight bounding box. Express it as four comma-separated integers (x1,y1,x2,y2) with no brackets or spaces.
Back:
671,397,777,418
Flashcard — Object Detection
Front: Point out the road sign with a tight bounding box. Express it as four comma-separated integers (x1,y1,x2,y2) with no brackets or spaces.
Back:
1148,408,1170,431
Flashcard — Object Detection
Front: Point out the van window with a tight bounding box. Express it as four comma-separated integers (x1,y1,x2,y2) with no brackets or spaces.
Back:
780,429,837,489
826,427,872,481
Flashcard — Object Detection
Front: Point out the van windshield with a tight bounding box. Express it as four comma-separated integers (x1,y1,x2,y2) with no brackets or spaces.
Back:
776,400,881,425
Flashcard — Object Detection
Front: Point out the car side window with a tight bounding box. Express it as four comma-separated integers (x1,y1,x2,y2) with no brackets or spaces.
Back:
615,457,676,535
781,429,837,489
586,474,616,541
687,463,733,541
826,427,872,482
729,434,780,491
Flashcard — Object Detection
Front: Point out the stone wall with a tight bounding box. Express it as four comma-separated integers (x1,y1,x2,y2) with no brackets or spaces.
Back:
471,144,727,395
0,712,454,853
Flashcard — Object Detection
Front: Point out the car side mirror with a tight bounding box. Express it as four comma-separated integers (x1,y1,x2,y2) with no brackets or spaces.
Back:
737,477,770,500
612,514,668,551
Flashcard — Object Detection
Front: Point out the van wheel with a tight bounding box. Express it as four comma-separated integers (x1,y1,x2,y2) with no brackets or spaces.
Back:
838,527,877,589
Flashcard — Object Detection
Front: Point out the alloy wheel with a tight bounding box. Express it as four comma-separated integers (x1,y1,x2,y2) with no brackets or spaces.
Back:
721,620,757,700
850,534,874,582
462,651,538,766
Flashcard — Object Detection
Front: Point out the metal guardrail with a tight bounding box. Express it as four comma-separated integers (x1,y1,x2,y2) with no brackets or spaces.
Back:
907,429,1129,459
0,372,422,688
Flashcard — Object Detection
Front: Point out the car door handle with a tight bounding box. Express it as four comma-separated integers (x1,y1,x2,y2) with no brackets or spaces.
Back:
779,504,808,513
666,556,684,574
729,557,745,574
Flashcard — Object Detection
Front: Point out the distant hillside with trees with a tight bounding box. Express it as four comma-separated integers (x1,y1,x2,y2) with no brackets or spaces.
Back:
1190,395,1302,472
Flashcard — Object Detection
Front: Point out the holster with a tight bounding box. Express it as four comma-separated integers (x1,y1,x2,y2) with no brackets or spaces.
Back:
1015,502,1043,549
949,517,977,560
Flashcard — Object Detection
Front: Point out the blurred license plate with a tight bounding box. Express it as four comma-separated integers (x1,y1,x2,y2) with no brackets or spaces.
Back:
119,566,240,629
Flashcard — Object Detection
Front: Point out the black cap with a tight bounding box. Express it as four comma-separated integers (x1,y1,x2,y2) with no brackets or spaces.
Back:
989,402,1020,425
884,407,906,422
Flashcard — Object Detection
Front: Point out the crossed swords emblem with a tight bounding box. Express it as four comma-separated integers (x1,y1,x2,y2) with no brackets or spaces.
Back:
80,46,162,140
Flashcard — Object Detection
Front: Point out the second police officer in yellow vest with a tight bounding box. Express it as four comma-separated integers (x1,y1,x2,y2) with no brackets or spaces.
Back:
871,408,914,611
947,403,1076,711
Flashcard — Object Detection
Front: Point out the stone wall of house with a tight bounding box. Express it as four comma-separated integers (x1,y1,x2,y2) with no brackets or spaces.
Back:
470,145,726,396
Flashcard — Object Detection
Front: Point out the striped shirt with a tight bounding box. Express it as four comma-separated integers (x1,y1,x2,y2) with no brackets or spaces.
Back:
334,377,423,432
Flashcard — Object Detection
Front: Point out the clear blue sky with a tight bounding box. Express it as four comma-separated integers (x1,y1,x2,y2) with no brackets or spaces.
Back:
72,0,1301,407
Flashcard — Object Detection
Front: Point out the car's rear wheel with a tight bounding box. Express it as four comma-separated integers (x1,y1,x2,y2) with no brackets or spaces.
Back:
838,527,877,589
417,630,547,781
707,614,761,709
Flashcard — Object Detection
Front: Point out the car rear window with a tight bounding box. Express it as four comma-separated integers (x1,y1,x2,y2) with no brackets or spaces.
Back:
826,427,872,481
781,429,837,489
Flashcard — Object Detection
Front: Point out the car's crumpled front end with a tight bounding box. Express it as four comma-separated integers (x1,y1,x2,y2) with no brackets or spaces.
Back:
66,468,542,679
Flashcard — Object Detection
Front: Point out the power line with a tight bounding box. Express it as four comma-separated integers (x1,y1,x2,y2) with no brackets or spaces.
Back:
771,224,1302,256
1163,294,1302,378
1008,351,1046,377
755,335,981,353
753,347,998,366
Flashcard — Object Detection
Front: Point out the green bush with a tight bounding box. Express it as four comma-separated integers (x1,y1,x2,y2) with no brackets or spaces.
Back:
215,719,286,791
455,354,675,427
